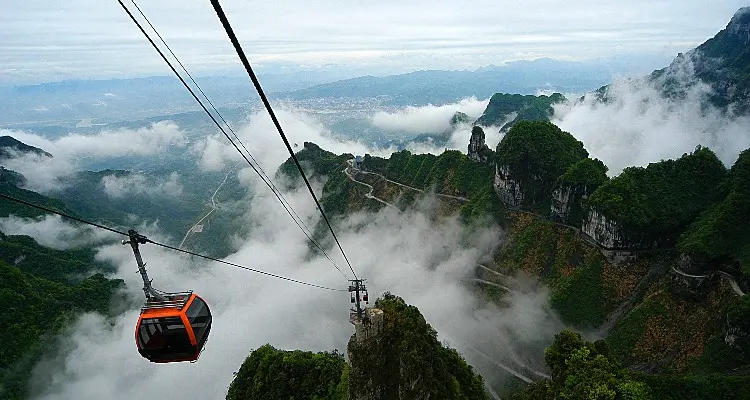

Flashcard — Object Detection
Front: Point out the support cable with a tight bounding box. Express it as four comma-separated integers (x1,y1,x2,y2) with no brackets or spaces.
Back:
0,193,346,292
209,0,358,279
117,0,348,280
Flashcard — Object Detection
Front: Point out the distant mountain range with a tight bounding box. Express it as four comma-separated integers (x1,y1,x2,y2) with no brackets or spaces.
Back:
0,136,51,159
0,58,622,127
280,59,615,105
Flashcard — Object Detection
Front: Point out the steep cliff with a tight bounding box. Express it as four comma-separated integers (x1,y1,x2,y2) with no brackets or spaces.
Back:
585,146,726,249
347,294,489,400
468,126,491,163
494,121,588,211
550,158,609,226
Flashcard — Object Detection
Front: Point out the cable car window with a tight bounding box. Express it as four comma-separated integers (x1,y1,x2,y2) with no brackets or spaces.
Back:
186,297,211,344
139,317,192,350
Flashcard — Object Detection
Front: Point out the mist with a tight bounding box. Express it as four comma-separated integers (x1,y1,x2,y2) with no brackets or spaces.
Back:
23,160,561,399
370,97,489,134
0,122,186,192
553,67,750,174
102,172,184,199
0,214,114,250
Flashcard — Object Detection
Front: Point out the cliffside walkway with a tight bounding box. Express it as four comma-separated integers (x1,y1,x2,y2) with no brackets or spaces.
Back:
348,160,469,202
670,266,746,297
343,165,400,210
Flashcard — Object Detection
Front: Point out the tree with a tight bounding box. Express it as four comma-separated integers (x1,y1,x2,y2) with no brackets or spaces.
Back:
514,330,651,400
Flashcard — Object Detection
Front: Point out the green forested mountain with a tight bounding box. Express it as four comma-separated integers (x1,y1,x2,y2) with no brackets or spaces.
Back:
495,121,589,210
679,149,750,272
226,294,488,400
475,93,565,129
587,147,727,247
0,235,123,400
0,136,52,160
227,345,348,400
278,129,750,398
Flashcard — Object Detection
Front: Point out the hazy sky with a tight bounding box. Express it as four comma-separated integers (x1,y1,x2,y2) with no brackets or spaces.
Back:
1,0,747,84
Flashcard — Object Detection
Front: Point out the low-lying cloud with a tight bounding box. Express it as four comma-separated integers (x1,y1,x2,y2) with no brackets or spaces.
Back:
102,172,184,199
193,106,396,174
553,70,750,175
0,214,117,250
371,97,489,133
1,121,187,192
28,176,561,399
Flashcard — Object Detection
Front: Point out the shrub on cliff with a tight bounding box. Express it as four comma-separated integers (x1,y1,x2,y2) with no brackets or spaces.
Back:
495,121,588,207
678,148,750,269
587,146,726,244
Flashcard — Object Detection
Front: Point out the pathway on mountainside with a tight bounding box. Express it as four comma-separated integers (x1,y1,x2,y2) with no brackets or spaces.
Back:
719,271,746,297
463,343,534,384
670,266,745,297
349,160,469,202
478,264,512,280
178,164,238,249
463,278,512,292
343,165,400,210
597,262,668,336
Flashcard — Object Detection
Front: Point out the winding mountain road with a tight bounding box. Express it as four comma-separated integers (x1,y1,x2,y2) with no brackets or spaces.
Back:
178,164,238,249
343,165,400,210
348,159,469,202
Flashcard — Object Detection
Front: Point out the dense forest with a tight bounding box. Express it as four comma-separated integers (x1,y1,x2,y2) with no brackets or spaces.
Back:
0,233,123,400
475,93,566,129
226,345,348,400
587,146,727,247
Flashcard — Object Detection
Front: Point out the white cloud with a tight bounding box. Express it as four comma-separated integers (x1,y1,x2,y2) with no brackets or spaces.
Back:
553,73,750,175
102,172,184,199
29,178,561,399
193,106,394,174
1,1,746,83
0,214,118,250
371,97,489,133
1,121,187,192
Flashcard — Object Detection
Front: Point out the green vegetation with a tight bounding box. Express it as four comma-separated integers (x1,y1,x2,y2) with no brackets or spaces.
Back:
557,157,609,188
0,180,72,219
475,93,566,128
495,121,588,209
0,232,113,283
496,214,613,328
678,149,750,270
277,142,353,185
226,344,348,400
451,111,471,126
0,136,52,159
360,149,502,222
513,330,651,400
588,146,726,246
348,293,489,400
0,250,123,400
554,158,609,225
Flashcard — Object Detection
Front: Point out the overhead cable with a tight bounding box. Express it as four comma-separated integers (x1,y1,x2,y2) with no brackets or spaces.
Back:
0,193,346,292
209,0,359,279
117,0,349,280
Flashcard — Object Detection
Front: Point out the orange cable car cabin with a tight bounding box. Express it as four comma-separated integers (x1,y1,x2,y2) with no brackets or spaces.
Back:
125,229,212,364
135,292,212,363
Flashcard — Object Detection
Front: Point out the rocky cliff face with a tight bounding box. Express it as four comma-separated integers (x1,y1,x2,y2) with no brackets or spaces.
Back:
468,126,488,162
550,186,574,221
648,7,750,113
581,209,626,249
494,164,524,208
347,294,488,400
